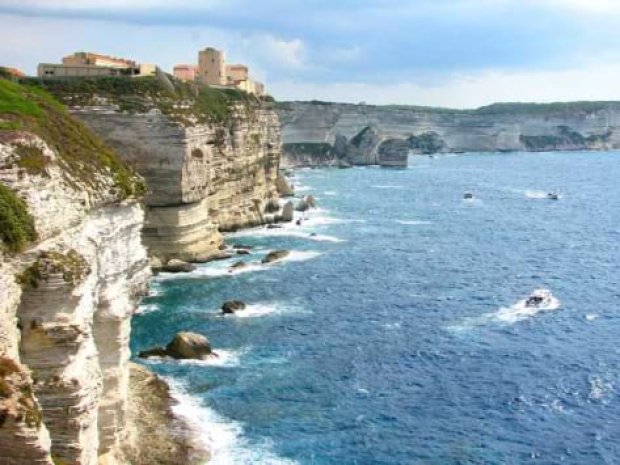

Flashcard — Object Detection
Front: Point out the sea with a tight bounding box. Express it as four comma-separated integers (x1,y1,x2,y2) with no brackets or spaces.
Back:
131,151,620,465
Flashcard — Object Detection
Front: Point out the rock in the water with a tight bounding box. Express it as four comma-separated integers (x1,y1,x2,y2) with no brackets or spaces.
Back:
262,250,290,264
267,224,283,229
236,249,251,255
230,261,248,271
191,252,233,263
162,259,196,273
295,195,317,212
138,347,169,359
165,332,212,360
275,173,295,197
281,201,294,222
232,244,254,250
221,300,246,314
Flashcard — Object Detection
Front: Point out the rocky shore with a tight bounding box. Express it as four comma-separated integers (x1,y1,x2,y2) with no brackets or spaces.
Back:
0,75,295,464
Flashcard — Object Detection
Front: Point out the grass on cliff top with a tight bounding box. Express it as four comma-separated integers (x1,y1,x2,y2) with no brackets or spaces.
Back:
0,77,145,199
26,75,265,123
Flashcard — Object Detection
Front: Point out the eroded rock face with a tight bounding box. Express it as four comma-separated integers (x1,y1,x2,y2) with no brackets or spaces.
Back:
278,101,620,165
0,133,149,465
76,104,283,262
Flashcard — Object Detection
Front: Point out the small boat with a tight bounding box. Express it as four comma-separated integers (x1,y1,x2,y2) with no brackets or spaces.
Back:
525,289,554,308
547,192,560,200
463,192,474,200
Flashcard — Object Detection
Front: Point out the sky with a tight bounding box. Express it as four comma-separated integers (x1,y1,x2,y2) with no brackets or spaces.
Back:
2,0,620,107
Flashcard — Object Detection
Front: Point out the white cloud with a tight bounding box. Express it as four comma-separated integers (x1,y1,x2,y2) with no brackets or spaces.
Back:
1,0,226,10
272,64,620,107
246,35,306,70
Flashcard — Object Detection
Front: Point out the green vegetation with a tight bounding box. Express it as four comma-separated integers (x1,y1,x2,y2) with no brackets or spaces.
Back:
26,75,261,124
14,144,50,176
0,183,37,252
0,77,145,198
18,249,91,289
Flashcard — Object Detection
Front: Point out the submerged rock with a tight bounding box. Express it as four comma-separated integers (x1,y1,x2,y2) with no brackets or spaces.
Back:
230,261,248,271
236,249,251,255
262,250,290,264
232,244,254,250
165,332,212,360
191,252,233,263
161,259,196,273
221,300,246,314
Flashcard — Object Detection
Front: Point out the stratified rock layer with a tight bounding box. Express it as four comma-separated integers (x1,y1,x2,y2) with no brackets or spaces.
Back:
278,101,620,165
75,104,282,261
1,88,148,465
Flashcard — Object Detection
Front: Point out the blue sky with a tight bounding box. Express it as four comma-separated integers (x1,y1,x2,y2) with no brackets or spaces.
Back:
2,0,620,107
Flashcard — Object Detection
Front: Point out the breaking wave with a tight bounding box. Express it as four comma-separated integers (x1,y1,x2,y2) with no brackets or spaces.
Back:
166,379,300,465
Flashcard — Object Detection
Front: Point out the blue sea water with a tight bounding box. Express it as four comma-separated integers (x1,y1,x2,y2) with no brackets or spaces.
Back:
131,151,620,465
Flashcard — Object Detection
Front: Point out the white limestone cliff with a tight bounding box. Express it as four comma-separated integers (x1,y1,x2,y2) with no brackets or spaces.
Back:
0,132,149,465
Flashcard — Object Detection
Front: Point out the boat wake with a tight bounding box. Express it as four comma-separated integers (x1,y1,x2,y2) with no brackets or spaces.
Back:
166,379,299,465
396,219,433,226
449,289,561,331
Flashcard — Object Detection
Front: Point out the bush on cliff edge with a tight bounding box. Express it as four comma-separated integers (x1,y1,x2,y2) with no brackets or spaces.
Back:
0,183,36,252
0,77,145,199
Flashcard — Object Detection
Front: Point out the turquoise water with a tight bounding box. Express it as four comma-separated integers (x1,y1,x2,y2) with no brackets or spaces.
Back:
132,151,620,465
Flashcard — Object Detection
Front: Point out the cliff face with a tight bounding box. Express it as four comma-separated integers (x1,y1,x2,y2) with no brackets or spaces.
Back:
38,76,283,262
0,80,148,465
278,101,620,165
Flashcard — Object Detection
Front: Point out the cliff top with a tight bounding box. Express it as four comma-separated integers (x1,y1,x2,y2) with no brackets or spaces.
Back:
0,77,145,251
24,75,274,125
279,100,620,116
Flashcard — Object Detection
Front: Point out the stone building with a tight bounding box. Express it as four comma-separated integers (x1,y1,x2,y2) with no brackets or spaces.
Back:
197,47,227,86
37,52,155,79
173,64,197,82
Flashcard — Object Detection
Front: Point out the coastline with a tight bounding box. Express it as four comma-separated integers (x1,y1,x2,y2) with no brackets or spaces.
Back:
122,363,211,465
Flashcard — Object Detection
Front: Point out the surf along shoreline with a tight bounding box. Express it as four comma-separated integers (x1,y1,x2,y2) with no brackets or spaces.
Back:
133,171,325,464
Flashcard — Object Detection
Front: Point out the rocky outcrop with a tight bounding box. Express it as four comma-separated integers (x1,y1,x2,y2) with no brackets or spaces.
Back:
278,101,620,165
139,332,213,360
221,300,246,314
37,77,286,262
122,363,208,465
262,250,290,264
0,79,149,465
377,138,410,167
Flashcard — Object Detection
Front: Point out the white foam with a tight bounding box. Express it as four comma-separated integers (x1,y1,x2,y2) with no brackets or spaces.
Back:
231,302,308,319
229,227,344,243
586,314,599,321
372,184,405,190
396,220,433,226
166,379,299,465
135,303,159,315
157,250,322,281
588,376,614,402
449,289,561,330
525,190,550,199
323,191,338,196
144,349,244,368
